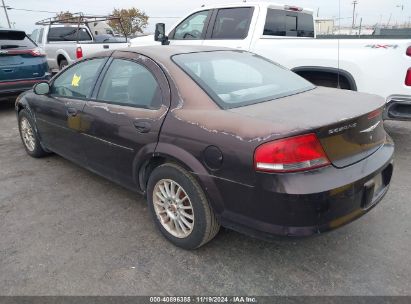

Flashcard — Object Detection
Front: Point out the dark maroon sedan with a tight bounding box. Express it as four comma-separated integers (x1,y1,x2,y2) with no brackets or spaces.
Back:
15,46,394,249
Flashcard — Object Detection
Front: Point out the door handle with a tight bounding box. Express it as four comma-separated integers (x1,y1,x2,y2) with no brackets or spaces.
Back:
133,120,151,133
66,107,78,117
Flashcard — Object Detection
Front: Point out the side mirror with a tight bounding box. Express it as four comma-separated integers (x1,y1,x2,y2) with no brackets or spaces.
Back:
33,82,50,95
154,23,169,45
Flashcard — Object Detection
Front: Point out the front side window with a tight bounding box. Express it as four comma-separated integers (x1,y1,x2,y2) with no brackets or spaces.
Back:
173,51,314,109
37,28,44,44
264,9,314,37
172,10,210,40
51,58,105,98
211,7,253,39
97,59,162,109
30,29,38,42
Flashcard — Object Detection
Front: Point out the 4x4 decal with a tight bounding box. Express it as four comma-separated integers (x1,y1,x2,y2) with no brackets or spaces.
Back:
365,44,399,49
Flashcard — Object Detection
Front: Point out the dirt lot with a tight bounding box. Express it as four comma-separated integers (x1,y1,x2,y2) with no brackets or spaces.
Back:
0,100,410,296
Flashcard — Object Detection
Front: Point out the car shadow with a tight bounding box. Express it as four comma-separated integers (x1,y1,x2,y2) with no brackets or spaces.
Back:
0,97,17,111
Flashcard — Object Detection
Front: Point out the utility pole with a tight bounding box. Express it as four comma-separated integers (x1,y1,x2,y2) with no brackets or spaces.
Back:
396,4,404,11
1,0,11,28
352,0,358,29
387,13,392,27
358,17,363,36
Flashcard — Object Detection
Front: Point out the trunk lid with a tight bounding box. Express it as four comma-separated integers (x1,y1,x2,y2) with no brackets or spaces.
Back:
315,108,385,168
229,87,387,168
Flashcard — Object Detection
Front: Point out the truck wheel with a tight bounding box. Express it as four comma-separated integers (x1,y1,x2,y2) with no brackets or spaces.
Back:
147,163,220,250
59,59,68,70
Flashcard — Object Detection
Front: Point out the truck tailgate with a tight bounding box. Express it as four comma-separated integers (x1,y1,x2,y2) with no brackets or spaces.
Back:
78,42,130,57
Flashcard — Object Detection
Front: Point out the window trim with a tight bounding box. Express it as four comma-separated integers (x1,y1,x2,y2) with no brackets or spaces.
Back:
207,7,254,41
169,10,212,40
92,57,164,110
49,57,109,100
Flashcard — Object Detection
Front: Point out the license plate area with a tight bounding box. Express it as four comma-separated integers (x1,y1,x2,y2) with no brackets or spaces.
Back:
361,164,393,209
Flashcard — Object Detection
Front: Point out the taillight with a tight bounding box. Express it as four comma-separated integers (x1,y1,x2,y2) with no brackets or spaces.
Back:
29,48,46,57
284,5,303,11
254,133,330,173
367,108,382,120
406,46,411,57
5,48,45,56
76,47,83,59
406,68,411,86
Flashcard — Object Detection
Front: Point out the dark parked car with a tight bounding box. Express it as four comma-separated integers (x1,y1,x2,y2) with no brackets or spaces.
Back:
0,29,49,100
15,46,394,249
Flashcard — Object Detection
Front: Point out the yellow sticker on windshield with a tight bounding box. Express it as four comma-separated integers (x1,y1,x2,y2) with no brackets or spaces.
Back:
71,74,81,87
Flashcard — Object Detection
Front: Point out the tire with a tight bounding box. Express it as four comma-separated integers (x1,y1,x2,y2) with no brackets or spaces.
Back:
18,109,48,158
147,163,220,249
59,59,68,70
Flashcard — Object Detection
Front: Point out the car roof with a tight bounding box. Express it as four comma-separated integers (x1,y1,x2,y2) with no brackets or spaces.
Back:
130,45,230,58
91,45,234,67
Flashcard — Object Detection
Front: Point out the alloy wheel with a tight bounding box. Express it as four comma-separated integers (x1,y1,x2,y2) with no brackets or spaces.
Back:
153,179,195,238
20,117,36,152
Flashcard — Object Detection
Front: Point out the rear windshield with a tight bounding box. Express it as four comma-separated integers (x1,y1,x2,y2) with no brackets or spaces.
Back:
264,9,314,37
172,51,315,109
0,31,36,50
48,27,92,42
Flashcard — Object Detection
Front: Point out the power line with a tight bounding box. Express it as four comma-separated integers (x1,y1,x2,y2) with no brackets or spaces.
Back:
0,6,59,14
2,6,181,19
149,17,181,19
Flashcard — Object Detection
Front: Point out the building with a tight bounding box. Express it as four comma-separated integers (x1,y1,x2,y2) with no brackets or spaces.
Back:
315,18,335,35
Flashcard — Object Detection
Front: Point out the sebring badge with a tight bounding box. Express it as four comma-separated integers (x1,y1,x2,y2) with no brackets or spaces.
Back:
328,123,357,135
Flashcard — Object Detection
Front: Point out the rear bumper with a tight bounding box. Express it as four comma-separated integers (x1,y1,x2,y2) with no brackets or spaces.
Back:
0,77,49,99
384,95,411,121
210,137,394,239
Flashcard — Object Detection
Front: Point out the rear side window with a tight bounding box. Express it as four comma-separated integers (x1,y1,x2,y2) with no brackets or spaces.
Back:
97,59,162,109
51,58,105,98
0,31,36,50
211,7,253,39
264,9,314,37
48,27,92,42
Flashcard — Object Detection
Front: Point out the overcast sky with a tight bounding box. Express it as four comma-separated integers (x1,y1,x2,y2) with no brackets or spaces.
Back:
1,0,410,33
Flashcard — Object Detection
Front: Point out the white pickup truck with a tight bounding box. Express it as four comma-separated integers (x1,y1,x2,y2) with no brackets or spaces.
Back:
31,20,129,72
131,1,411,120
